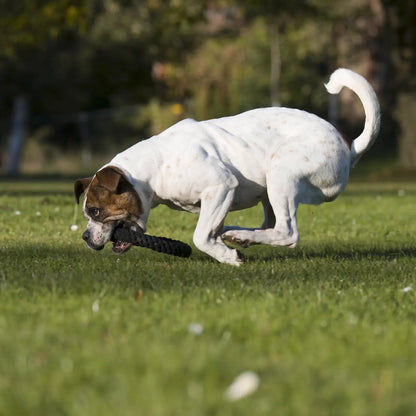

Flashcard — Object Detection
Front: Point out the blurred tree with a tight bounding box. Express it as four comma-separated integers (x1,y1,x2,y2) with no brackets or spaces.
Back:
322,0,416,165
240,0,319,106
0,0,209,171
382,0,416,168
0,0,208,116
316,0,389,147
1,0,416,173
0,0,89,171
0,0,89,114
164,1,331,120
87,0,207,105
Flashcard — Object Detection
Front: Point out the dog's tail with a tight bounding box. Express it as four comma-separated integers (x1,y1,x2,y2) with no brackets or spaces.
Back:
325,68,380,167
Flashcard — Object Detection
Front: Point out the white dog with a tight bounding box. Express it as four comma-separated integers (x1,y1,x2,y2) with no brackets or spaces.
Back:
75,68,380,265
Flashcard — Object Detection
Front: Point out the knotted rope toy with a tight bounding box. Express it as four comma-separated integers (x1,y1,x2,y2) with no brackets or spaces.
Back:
111,222,192,258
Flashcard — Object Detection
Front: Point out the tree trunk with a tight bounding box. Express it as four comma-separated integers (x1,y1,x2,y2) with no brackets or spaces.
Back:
397,92,416,169
328,94,339,128
269,24,281,107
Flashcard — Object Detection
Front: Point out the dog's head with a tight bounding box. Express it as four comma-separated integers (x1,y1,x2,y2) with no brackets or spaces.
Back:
74,166,142,254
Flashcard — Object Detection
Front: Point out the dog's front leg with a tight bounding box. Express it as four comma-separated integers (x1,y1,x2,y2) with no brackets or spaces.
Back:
193,184,244,266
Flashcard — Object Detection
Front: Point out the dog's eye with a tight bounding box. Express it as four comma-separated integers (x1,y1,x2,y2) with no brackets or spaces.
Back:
90,208,101,218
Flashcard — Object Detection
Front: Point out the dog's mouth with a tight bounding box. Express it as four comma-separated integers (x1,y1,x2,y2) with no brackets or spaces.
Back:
112,239,132,254
87,242,105,251
110,221,135,254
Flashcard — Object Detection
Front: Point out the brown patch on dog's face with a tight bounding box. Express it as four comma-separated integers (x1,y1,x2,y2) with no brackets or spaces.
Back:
74,166,142,252
85,174,142,223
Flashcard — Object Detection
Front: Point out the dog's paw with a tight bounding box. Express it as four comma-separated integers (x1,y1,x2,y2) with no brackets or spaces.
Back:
219,248,245,266
222,231,252,248
229,249,245,266
236,249,245,263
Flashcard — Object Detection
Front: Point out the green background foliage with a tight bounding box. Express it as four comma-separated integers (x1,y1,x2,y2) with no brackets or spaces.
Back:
1,0,415,172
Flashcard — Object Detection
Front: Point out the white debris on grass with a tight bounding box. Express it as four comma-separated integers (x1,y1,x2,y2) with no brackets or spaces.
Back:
92,300,100,313
398,189,406,197
402,286,413,293
14,210,21,215
188,323,203,336
35,211,41,216
70,224,79,231
348,313,359,325
225,371,260,401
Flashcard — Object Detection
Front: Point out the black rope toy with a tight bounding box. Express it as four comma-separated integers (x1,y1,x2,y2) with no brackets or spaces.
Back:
111,222,192,258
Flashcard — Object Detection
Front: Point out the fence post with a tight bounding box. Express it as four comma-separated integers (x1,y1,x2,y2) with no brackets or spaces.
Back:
6,95,28,175
78,111,92,169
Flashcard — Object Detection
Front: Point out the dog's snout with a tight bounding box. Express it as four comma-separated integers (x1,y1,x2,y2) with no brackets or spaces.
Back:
81,228,106,251
82,230,90,242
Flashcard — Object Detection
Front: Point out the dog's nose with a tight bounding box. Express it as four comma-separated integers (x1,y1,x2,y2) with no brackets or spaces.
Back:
82,230,90,242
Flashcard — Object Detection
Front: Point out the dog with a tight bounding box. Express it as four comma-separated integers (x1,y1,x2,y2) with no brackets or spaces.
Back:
75,68,380,266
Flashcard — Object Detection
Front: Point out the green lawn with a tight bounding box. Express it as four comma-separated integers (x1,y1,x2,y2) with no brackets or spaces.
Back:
1,178,416,415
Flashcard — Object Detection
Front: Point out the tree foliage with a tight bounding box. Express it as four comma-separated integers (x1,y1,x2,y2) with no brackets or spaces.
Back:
1,0,416,168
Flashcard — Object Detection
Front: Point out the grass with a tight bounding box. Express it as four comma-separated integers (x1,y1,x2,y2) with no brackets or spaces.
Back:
1,176,416,415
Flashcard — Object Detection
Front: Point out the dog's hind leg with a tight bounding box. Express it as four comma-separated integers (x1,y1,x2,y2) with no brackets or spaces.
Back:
221,197,276,247
193,181,245,266
222,173,299,248
261,197,276,229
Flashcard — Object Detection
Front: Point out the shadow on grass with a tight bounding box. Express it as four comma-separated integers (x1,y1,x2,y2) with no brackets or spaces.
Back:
1,243,415,296
0,190,74,197
0,174,79,182
2,243,416,263
0,174,76,197
242,245,416,263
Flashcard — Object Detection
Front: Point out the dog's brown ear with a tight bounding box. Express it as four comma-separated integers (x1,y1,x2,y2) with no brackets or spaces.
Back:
74,177,92,204
95,166,124,192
